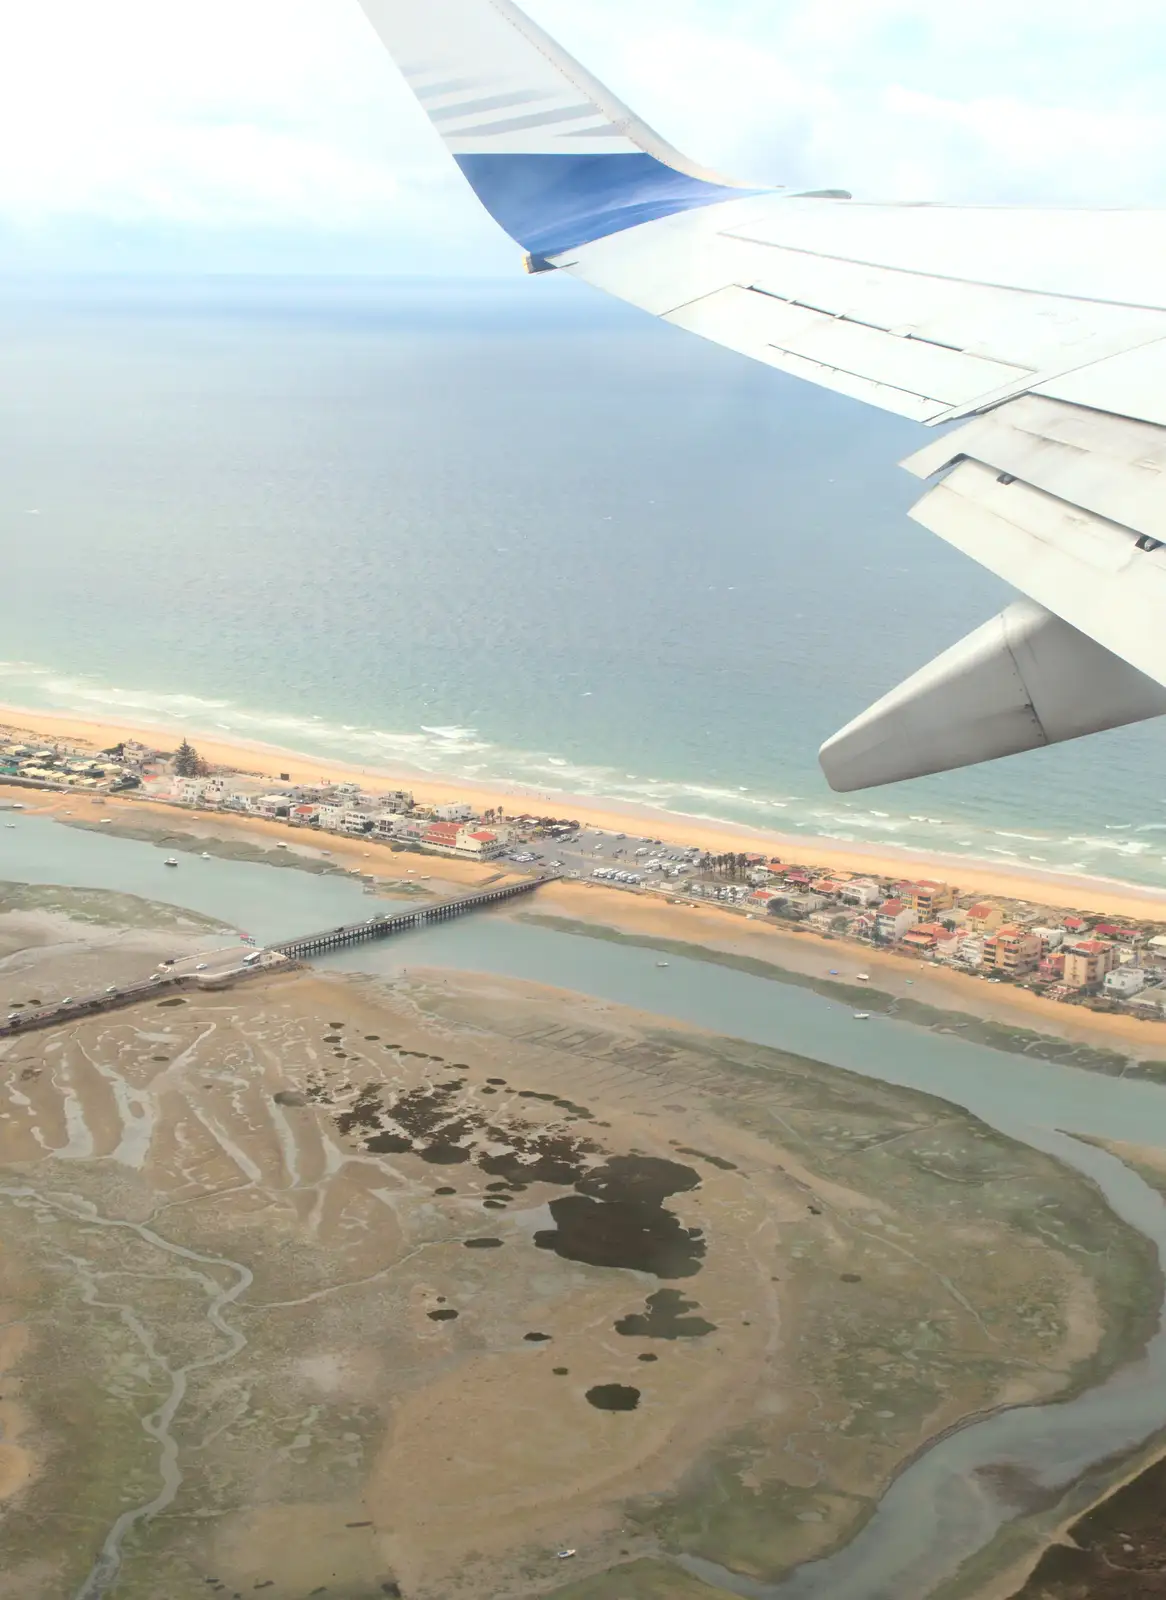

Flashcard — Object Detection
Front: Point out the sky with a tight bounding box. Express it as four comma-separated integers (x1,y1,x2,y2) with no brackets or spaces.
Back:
0,0,1164,273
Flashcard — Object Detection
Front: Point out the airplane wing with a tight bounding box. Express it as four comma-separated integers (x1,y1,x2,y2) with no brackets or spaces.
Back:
355,0,1166,790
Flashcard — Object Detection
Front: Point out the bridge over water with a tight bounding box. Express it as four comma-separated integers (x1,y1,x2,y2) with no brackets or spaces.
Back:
0,872,555,1039
272,872,554,959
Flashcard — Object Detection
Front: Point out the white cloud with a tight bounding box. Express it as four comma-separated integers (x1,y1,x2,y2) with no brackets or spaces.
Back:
0,0,1163,270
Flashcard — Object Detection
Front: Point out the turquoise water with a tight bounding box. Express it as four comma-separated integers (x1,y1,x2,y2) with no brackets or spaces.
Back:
3,274,1166,884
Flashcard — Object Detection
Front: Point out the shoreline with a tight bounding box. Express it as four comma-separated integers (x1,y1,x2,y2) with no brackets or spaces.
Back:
13,785,1166,1063
6,700,1166,920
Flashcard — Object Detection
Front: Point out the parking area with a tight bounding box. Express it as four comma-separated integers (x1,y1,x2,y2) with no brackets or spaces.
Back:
502,825,703,891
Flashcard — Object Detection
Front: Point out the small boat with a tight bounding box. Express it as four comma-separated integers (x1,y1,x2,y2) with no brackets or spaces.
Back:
201,851,211,859
853,1012,871,1020
656,961,669,968
856,973,870,981
164,857,179,868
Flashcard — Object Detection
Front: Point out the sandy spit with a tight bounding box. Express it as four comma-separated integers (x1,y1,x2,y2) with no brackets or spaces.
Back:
6,703,1166,919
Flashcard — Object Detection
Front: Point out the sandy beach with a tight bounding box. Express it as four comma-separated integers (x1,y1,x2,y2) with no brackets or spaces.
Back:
7,702,1166,922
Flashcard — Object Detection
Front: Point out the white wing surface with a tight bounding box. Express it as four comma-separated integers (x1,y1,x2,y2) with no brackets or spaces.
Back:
356,0,1166,789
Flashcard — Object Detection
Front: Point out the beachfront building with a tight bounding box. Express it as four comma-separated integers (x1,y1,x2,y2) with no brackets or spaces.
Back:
956,936,985,967
457,828,504,858
840,879,883,907
901,879,957,917
255,794,294,819
1104,966,1149,999
902,922,949,953
965,901,1005,935
876,899,919,942
434,802,476,823
1032,926,1066,952
1063,940,1118,991
982,925,1042,977
747,889,784,913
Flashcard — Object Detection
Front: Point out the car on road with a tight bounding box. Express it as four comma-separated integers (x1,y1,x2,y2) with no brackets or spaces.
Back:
195,963,207,971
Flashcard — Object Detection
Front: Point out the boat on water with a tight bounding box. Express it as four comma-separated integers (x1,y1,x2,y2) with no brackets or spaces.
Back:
201,851,211,859
164,857,179,868
853,1012,871,1020
656,962,669,968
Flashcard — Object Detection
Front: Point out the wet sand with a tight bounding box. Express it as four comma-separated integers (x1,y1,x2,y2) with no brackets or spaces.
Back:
0,944,1154,1596
7,704,1166,918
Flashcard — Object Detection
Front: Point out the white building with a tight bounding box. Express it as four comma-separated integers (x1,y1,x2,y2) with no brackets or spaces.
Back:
435,802,475,823
1104,967,1149,999
841,879,884,907
876,899,919,942
456,828,504,858
1032,925,1066,952
254,794,294,818
957,936,985,967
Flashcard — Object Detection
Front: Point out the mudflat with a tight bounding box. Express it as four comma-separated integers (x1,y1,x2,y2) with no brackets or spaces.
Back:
0,895,1159,1599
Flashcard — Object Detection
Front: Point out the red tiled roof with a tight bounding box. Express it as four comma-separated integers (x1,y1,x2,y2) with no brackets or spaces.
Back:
1070,940,1110,954
880,899,905,914
968,902,995,918
467,830,496,842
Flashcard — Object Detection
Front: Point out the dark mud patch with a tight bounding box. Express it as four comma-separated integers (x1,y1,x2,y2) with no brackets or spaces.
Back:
524,1332,552,1342
536,1195,704,1277
553,1367,569,1375
464,1238,503,1250
533,1155,705,1277
586,1384,640,1412
323,1034,342,1043
326,1078,705,1278
157,997,187,1007
367,1131,413,1154
428,1309,459,1322
638,1353,658,1362
273,1090,308,1108
434,1186,457,1196
840,1273,862,1284
483,1198,508,1209
676,1146,738,1172
616,1289,717,1339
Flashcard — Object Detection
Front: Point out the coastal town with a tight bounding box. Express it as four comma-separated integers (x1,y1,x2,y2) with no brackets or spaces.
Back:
5,726,1166,1021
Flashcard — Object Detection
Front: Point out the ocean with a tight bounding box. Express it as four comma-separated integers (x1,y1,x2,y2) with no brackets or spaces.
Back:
3,273,1166,886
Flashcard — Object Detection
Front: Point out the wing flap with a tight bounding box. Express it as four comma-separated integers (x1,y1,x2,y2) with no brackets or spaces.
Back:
904,394,1166,540
666,284,1023,418
909,454,1166,686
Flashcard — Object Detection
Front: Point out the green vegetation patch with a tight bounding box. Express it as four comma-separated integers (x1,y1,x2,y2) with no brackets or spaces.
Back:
60,818,344,876
0,880,229,933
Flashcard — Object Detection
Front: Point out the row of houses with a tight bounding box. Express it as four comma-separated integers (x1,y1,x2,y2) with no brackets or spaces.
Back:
695,859,1166,1007
151,774,509,859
